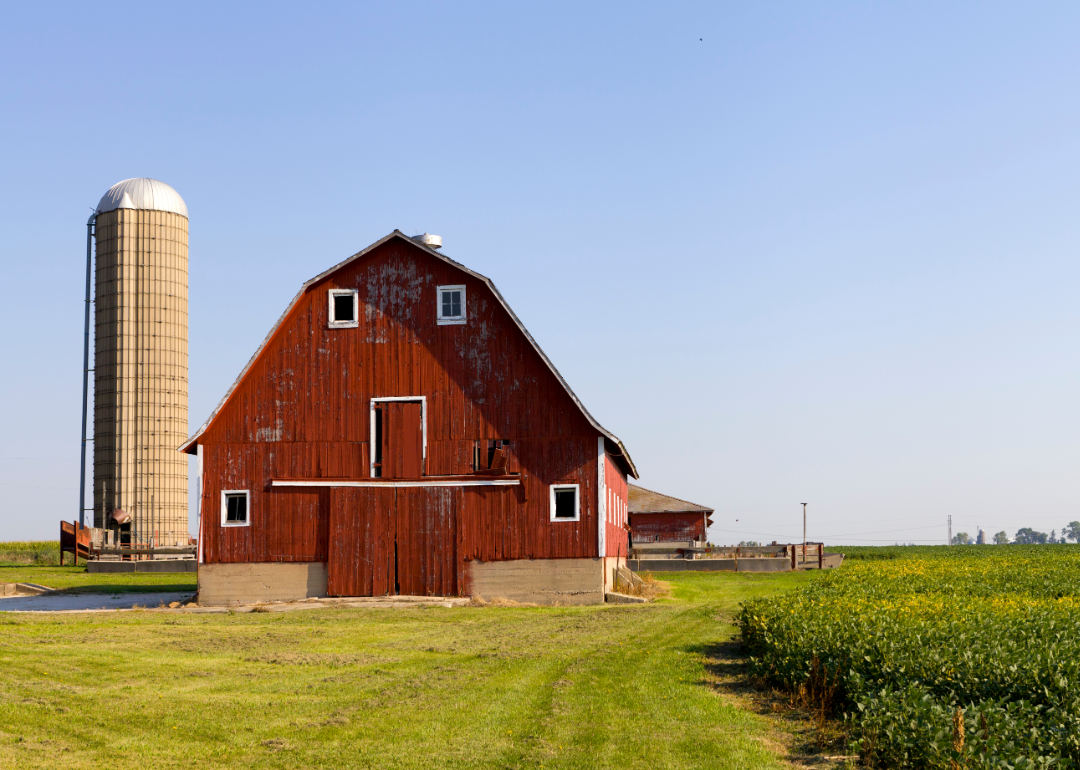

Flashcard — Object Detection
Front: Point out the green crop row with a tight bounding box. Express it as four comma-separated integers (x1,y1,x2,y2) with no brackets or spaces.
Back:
740,546,1080,768
831,544,1080,561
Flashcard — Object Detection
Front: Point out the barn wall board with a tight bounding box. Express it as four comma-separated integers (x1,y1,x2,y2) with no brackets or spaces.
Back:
631,512,709,542
604,451,629,558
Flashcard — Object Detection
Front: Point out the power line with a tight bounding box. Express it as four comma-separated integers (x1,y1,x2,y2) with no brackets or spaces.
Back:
715,514,946,526
706,522,1059,543
828,538,951,544
709,524,941,537
0,482,78,491
820,524,951,538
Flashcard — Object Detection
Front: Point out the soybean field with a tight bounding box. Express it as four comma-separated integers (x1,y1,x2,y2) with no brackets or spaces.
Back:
740,545,1080,768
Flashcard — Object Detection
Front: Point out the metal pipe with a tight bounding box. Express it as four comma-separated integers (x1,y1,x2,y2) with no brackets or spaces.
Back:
78,214,96,528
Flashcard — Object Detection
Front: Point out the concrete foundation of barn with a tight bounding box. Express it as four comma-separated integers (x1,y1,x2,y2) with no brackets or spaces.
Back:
198,558,613,607
467,558,606,605
198,562,328,605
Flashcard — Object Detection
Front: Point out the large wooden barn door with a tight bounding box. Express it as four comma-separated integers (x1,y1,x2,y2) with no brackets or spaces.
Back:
395,487,461,596
380,401,423,478
328,488,396,597
327,486,459,597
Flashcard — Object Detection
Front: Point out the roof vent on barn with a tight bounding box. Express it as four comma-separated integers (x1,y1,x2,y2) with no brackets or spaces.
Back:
413,233,442,249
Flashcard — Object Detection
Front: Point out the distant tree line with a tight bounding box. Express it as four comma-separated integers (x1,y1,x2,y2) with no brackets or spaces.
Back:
952,522,1080,545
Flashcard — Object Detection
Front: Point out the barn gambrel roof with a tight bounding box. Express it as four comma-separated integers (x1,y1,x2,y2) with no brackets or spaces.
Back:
180,230,638,478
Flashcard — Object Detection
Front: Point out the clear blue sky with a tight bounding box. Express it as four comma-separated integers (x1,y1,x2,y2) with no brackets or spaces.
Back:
2,2,1079,545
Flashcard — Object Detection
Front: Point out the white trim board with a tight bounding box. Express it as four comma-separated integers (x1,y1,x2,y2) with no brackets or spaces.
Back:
197,444,204,564
368,396,427,477
271,478,520,488
179,231,637,479
597,437,606,558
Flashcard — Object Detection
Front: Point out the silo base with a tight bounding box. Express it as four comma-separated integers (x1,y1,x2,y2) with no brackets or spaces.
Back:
87,560,197,573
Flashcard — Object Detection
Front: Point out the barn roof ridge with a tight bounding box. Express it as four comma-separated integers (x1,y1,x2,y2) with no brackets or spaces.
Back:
628,483,713,514
180,230,638,478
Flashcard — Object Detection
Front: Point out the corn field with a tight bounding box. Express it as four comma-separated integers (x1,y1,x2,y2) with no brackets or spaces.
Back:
0,541,60,566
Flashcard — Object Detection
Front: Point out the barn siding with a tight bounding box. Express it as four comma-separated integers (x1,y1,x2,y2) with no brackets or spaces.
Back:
198,239,608,571
631,512,708,542
604,452,628,558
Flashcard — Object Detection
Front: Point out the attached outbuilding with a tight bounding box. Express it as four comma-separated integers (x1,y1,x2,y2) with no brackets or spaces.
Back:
182,231,637,605
628,484,713,544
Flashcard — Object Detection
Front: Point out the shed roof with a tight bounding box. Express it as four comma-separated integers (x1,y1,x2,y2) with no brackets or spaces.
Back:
628,484,713,515
180,230,637,478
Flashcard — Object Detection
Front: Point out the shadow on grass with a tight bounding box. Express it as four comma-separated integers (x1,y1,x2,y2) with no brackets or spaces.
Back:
686,639,854,768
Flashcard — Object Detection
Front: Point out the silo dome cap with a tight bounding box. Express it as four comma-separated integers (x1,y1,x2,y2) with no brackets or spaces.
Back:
96,178,188,218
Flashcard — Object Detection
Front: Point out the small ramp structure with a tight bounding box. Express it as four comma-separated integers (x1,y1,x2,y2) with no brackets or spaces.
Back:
60,521,92,565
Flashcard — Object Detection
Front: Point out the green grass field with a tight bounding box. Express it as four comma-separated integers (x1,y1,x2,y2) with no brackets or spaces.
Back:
0,567,822,770
0,541,195,593
0,563,197,594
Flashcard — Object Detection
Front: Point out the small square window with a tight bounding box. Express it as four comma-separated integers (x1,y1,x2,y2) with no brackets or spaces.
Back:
221,490,250,527
443,290,461,318
328,289,358,328
550,484,580,522
436,285,466,325
334,294,355,322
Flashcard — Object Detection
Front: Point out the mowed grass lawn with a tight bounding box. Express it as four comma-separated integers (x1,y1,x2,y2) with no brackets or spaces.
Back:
0,568,817,770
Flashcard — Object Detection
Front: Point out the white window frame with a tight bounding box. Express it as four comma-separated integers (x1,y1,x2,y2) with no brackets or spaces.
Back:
220,489,251,528
550,483,581,522
369,396,427,477
436,285,467,325
328,288,359,328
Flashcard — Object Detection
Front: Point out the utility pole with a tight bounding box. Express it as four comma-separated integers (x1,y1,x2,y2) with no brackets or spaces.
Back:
802,503,807,566
948,515,952,546
78,214,95,528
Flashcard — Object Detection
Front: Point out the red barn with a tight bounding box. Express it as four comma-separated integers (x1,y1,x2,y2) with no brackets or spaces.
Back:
182,231,637,605
628,485,713,543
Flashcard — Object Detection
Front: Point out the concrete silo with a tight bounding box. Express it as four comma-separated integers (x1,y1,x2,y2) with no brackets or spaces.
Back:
90,178,189,547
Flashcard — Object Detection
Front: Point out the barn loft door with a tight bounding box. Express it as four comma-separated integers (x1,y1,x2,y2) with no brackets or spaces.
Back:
375,401,423,479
